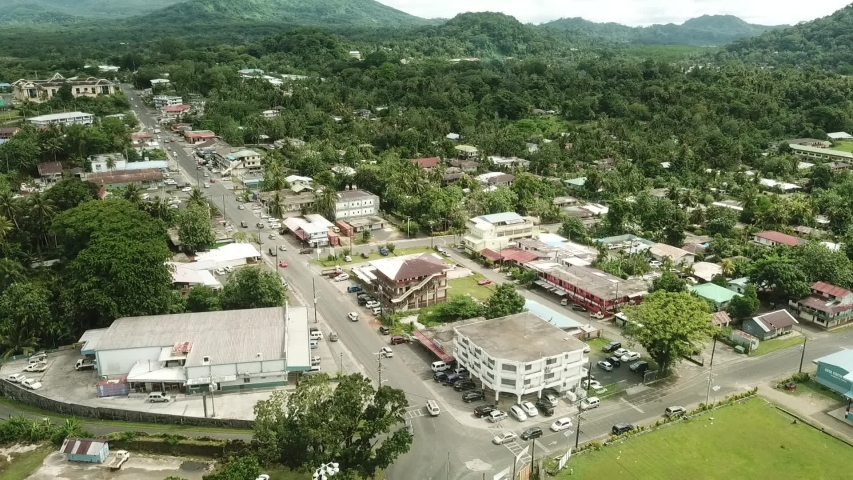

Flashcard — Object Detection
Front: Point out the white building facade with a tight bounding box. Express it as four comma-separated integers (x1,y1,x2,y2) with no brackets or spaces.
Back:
463,212,536,254
334,189,379,220
154,95,183,108
28,111,94,126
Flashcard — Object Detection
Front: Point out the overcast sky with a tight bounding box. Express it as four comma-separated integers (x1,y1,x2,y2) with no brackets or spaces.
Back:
379,0,851,26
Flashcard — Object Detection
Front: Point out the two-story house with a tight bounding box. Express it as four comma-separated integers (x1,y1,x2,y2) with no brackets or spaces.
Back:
371,254,448,312
160,104,192,121
214,149,262,177
790,282,853,329
154,96,183,108
454,312,588,402
13,74,115,103
463,212,536,254
334,189,379,220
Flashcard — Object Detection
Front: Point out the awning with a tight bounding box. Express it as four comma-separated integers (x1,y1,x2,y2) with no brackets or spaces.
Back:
413,330,453,363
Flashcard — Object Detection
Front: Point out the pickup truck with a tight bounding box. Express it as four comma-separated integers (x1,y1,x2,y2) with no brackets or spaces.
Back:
321,266,343,277
75,358,97,371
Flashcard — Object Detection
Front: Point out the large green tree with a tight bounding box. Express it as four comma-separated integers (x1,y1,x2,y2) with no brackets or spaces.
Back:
221,268,286,310
178,204,215,254
253,373,411,479
622,291,715,373
0,283,51,357
727,284,759,320
484,283,526,319
45,178,99,212
186,285,222,313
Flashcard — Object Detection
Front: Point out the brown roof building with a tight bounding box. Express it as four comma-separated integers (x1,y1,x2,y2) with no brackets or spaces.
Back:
411,157,440,169
368,253,449,312
37,161,63,178
87,168,163,190
0,127,19,140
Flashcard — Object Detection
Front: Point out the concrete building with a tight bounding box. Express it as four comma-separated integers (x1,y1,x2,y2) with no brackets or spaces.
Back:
741,310,799,341
168,262,222,295
89,154,168,174
789,144,853,163
334,189,379,220
463,212,536,254
364,253,449,312
160,104,191,120
649,243,695,266
212,148,262,177
827,132,853,140
283,216,332,248
86,169,163,191
790,282,853,329
37,161,63,183
812,350,853,402
28,111,94,126
13,73,115,103
475,172,515,187
153,95,183,108
454,312,588,401
81,305,310,394
188,243,261,270
183,130,216,144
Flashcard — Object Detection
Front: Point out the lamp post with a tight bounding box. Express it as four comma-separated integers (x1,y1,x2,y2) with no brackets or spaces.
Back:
313,462,340,480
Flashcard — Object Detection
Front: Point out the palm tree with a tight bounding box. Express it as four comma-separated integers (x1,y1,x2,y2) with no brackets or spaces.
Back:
0,329,40,359
314,187,339,220
268,192,285,219
0,215,13,243
27,192,56,247
187,188,207,209
719,259,735,277
0,191,21,229
105,155,117,172
0,258,25,290
121,183,143,204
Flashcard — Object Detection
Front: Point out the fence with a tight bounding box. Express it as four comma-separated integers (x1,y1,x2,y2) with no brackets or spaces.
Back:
0,380,253,429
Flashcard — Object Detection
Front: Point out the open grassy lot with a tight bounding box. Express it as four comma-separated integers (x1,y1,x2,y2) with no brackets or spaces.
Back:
830,141,853,152
559,398,852,479
311,246,433,268
786,378,847,404
0,445,53,480
749,334,804,357
447,273,495,301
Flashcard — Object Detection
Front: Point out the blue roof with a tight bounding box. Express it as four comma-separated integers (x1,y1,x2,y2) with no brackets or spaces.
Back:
524,299,585,330
476,212,524,224
814,349,853,370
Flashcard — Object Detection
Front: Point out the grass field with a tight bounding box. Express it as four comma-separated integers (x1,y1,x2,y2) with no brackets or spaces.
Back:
787,379,847,404
447,273,495,301
830,141,853,152
559,399,852,479
0,445,52,480
749,335,804,357
311,246,433,268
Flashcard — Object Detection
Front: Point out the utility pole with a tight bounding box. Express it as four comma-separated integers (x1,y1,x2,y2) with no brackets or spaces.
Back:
313,278,318,323
574,411,583,450
377,351,384,386
705,336,718,405
798,334,808,373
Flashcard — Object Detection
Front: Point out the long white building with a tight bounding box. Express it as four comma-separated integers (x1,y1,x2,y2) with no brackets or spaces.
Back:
454,312,588,402
28,111,94,126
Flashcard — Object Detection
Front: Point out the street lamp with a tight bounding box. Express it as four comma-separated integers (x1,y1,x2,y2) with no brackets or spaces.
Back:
313,462,340,480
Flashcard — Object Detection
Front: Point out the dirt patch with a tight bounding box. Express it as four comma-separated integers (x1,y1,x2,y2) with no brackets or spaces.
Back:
0,444,39,463
28,451,213,480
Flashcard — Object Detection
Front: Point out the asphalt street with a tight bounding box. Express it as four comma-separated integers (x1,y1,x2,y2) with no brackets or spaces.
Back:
120,86,853,477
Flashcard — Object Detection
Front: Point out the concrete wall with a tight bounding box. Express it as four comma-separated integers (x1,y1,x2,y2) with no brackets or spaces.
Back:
0,379,253,429
98,347,162,377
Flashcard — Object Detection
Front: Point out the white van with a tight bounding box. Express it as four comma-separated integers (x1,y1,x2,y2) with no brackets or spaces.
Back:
426,400,440,416
580,396,600,410
147,392,169,403
310,329,324,341
310,340,319,349
431,361,450,373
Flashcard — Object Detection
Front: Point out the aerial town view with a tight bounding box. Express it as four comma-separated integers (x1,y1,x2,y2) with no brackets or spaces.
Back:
0,0,852,479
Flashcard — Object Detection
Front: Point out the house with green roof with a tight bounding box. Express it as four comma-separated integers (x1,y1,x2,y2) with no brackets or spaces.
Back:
690,283,742,312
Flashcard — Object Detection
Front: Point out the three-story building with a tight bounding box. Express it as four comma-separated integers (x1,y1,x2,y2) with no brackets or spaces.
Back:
463,212,536,254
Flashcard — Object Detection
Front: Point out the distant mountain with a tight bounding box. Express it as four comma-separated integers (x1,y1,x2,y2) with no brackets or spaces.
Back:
725,5,853,72
543,14,783,46
0,0,184,24
138,0,426,28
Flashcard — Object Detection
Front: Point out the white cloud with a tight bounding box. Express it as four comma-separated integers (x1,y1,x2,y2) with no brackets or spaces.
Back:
380,0,851,26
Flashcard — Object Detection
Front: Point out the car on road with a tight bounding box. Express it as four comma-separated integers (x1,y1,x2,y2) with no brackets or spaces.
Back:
203,172,209,177
602,341,622,353
25,362,47,373
580,396,601,411
238,205,245,210
378,326,390,335
279,245,287,251
487,410,508,423
613,348,629,357
621,351,641,362
630,361,649,374
269,248,277,256
300,248,314,254
268,233,277,239
347,285,363,293
181,187,192,192
7,374,26,383
477,279,492,285
520,401,538,417
509,405,528,422
462,391,485,403
279,261,288,268
492,432,517,445
550,418,573,432
329,331,338,342
597,360,613,371
665,406,686,418
204,184,210,188
240,221,248,228
347,312,359,322
612,423,634,435
379,347,393,358
256,223,265,229
334,273,350,282
520,427,543,440
474,404,497,417
224,266,234,273
390,335,409,345
535,400,555,416
582,379,602,390
214,268,226,276
453,380,477,391
571,304,588,312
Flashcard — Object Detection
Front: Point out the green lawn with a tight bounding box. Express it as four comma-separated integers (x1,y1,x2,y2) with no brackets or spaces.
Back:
0,445,52,480
560,399,853,479
585,337,611,358
830,141,853,152
447,273,495,301
749,335,804,357
786,379,847,404
311,246,433,268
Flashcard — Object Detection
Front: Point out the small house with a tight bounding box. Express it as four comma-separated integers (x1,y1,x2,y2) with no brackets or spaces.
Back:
690,283,741,312
741,310,798,341
61,438,109,463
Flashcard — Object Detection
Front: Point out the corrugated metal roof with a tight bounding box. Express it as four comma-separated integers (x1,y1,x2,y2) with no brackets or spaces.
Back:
754,231,802,247
812,281,851,299
61,438,107,456
476,212,525,225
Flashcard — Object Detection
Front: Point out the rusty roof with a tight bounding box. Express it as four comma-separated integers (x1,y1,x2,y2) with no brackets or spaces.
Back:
61,438,107,456
812,281,851,299
411,157,440,168
37,161,62,176
754,231,802,247
87,168,163,185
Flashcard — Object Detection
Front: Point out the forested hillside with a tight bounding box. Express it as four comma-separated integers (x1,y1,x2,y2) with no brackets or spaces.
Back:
725,5,853,72
1,0,184,24
544,15,781,46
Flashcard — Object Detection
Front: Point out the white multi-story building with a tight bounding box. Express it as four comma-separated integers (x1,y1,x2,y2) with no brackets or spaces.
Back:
454,312,588,402
12,73,115,103
463,212,536,254
153,95,183,108
28,111,94,126
334,189,379,220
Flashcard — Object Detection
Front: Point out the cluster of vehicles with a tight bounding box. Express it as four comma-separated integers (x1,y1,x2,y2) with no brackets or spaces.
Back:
354,289,382,316
599,342,649,374
6,352,49,390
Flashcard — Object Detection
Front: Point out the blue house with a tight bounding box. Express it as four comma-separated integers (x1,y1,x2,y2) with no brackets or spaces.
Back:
61,438,109,463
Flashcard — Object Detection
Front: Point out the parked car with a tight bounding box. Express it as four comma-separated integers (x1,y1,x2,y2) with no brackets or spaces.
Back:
379,347,393,358
256,223,265,229
462,390,485,402
613,348,629,357
434,371,449,383
509,405,528,422
612,423,634,435
214,268,226,276
443,373,465,386
520,427,543,440
602,341,622,353
582,379,602,390
347,285,363,293
582,343,591,353
535,400,555,416
630,361,650,374
23,380,42,390
665,406,686,418
477,279,492,285
25,362,47,373
365,301,380,309
474,404,497,417
390,336,409,345
378,326,390,335
571,304,588,312
487,410,508,423
7,373,26,383
607,356,622,367
550,418,573,432
597,360,613,372
279,245,287,251
224,266,234,273
492,432,517,445
371,307,382,316
621,351,641,362
580,396,601,411
334,273,350,282
21,378,38,389
649,260,662,268
519,401,538,417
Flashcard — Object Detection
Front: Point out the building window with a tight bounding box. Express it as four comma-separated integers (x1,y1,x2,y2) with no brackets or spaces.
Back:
501,378,515,387
546,358,557,365
545,373,555,380
525,364,532,371
243,378,251,383
502,364,516,372
524,379,531,385
486,372,494,380
487,358,495,367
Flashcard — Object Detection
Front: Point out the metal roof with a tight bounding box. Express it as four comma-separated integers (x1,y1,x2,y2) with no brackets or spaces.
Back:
474,212,525,225
689,283,741,304
455,312,586,363
812,282,852,299
61,438,107,456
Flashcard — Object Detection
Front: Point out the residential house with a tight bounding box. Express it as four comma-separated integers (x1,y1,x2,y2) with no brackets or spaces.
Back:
449,159,479,172
334,189,379,220
786,138,831,148
727,277,749,295
649,243,695,266
13,73,115,103
37,162,63,183
61,438,109,464
691,262,722,283
86,169,163,191
689,283,742,312
213,149,262,177
741,310,799,341
597,234,655,255
752,231,803,248
260,190,315,213
478,248,538,268
0,127,19,142
790,282,853,329
369,254,449,312
153,95,183,108
463,212,536,253
28,112,94,126
442,171,465,186
564,177,587,190
160,104,191,120
411,157,440,170
759,178,801,192
261,109,280,119
285,175,312,188
475,172,514,188
489,156,530,170
149,79,170,87
89,154,167,174
346,216,387,233
168,262,221,295
349,51,362,60
183,130,216,144
553,196,578,208
788,144,853,163
828,161,851,173
711,311,732,327
446,133,460,141
454,145,478,158
283,216,333,248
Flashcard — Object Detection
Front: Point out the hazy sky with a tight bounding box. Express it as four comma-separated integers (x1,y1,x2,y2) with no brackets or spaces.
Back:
379,0,851,26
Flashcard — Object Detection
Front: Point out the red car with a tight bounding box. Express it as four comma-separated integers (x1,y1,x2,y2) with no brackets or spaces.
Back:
390,336,409,345
477,279,492,285
279,261,288,268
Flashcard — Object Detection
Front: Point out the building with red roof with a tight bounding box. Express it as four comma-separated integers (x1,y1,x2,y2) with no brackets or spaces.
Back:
411,157,440,169
791,281,853,329
752,231,803,248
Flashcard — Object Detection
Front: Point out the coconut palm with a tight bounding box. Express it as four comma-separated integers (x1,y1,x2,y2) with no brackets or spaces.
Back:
121,183,143,204
719,258,735,277
0,258,25,290
0,215,13,243
0,329,40,359
105,154,117,172
314,187,339,220
268,192,285,219
187,188,207,209
0,191,21,229
27,192,56,246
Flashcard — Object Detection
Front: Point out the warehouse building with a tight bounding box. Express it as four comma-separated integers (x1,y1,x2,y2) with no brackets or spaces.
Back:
80,305,310,394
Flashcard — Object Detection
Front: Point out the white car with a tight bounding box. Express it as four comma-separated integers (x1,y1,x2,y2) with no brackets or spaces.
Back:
270,223,281,229
347,312,359,321
487,410,508,423
550,417,573,432
25,362,47,373
279,245,287,251
582,343,591,353
214,268,226,276
509,405,528,422
620,351,641,362
224,266,235,273
168,204,179,209
21,378,38,389
649,260,662,268
365,301,380,309
260,213,270,219
492,432,517,445
204,184,210,188
582,379,603,390
344,255,352,262
335,273,350,282
597,360,613,372
580,396,601,411
25,381,42,390
520,401,538,417
268,233,277,239
268,218,279,223
613,348,629,358
379,347,393,358
7,373,26,383
238,205,245,210
181,187,192,192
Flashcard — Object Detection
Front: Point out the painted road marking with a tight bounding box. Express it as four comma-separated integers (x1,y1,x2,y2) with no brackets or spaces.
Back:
621,397,644,413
